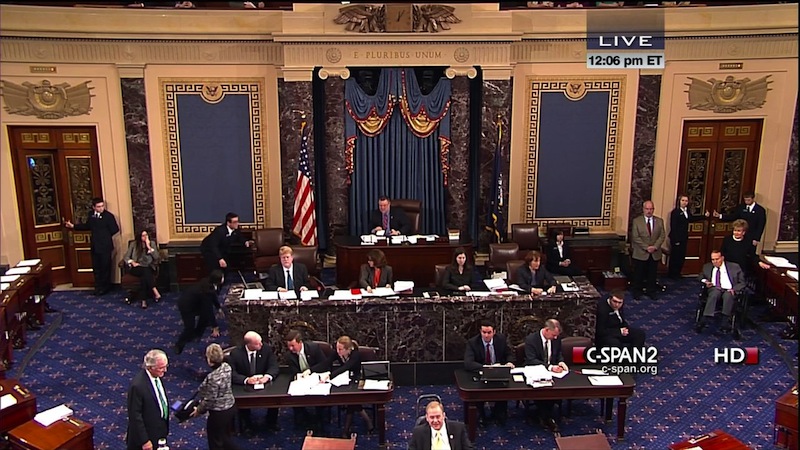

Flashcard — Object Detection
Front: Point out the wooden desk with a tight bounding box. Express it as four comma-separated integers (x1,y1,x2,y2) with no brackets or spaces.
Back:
1,289,26,350
0,379,36,434
454,369,635,442
233,377,393,446
302,432,357,450
8,416,93,450
556,431,612,450
775,386,798,449
668,429,749,450
18,262,53,327
334,236,470,287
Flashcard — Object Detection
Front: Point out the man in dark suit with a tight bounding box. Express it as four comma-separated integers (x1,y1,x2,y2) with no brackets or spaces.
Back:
630,200,666,299
713,191,767,250
668,195,709,279
408,400,473,450
284,329,327,431
227,331,280,433
264,246,310,292
516,250,557,295
463,319,514,426
697,250,747,333
174,270,223,355
596,290,646,348
524,319,567,433
200,212,252,274
126,349,169,450
65,197,119,295
545,230,582,276
368,196,411,236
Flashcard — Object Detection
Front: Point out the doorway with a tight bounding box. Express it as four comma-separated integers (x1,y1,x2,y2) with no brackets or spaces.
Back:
9,126,104,287
675,119,763,275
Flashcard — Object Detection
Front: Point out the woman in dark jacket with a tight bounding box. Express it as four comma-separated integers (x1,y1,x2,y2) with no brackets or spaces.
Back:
358,249,393,292
191,343,239,450
320,336,373,437
439,247,477,293
668,194,708,279
122,229,161,308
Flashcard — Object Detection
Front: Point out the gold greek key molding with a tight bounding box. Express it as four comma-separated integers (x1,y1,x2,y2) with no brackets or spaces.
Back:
0,38,283,66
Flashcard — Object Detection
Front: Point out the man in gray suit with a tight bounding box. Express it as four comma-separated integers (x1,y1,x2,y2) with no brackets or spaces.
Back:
630,200,666,299
697,250,746,333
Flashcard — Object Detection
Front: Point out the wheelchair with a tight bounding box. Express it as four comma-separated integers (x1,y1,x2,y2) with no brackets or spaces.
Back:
694,279,753,340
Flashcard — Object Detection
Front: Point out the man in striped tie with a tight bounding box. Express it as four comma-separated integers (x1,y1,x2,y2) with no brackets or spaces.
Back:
126,349,170,450
368,196,411,236
408,401,473,450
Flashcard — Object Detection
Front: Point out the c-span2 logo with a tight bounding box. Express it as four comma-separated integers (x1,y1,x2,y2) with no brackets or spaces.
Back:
714,347,759,365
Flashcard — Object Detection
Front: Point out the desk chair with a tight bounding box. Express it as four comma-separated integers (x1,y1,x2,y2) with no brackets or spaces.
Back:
120,240,163,307
391,199,422,234
253,228,284,274
488,243,519,276
336,343,379,433
560,336,593,416
505,260,525,286
511,224,541,259
434,264,449,288
292,245,321,278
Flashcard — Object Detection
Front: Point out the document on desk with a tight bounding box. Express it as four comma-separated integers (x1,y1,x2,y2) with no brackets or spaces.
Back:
0,283,8,292
279,290,298,300
550,369,569,379
363,287,396,297
511,365,552,385
4,267,31,276
242,289,264,300
580,368,607,375
466,291,491,297
362,379,391,390
764,256,797,269
329,290,361,300
0,393,18,410
588,375,623,386
393,281,414,292
34,404,73,426
360,234,377,245
300,290,319,301
17,259,41,267
483,278,508,291
288,373,331,396
787,270,798,281
329,371,350,387
0,275,20,283
560,282,579,292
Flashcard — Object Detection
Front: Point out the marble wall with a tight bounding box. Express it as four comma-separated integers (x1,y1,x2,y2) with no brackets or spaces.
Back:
778,98,799,241
276,79,314,243
477,79,513,251
121,78,156,238
628,75,662,226
323,77,349,254
446,77,471,235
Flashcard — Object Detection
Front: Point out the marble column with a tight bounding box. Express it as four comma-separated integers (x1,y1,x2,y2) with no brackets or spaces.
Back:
778,98,799,241
322,77,349,254
628,75,662,225
121,78,156,237
477,79,513,251
446,76,471,234
277,79,314,242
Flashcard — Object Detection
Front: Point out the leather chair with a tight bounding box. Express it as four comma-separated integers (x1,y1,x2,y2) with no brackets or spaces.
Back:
253,228,284,274
561,336,592,366
505,260,526,286
511,224,541,259
488,243,519,275
313,340,334,360
291,245,320,278
120,240,163,305
391,199,421,234
434,264,449,288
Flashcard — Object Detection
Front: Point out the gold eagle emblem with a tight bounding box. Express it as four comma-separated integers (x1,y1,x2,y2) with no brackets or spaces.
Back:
685,75,772,113
334,4,460,33
1,79,94,119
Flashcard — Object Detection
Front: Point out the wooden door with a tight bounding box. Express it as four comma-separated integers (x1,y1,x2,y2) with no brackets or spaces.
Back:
676,120,762,275
9,127,103,287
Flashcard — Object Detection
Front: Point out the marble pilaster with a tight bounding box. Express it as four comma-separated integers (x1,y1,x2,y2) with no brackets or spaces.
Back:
277,79,314,242
121,78,156,237
778,98,799,241
477,79,513,251
323,77,349,254
446,77,471,234
628,75,662,224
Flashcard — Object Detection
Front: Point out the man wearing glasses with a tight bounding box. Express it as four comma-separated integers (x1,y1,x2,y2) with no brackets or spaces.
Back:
595,290,646,348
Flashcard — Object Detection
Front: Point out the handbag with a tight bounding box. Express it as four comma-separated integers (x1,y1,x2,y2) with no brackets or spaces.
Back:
171,391,199,423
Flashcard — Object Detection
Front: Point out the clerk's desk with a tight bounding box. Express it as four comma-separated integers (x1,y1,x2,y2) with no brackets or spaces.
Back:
8,415,94,450
334,236,470,287
0,379,36,434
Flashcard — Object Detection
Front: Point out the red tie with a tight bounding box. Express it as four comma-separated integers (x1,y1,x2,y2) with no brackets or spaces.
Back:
485,343,492,364
373,268,381,288
646,218,652,236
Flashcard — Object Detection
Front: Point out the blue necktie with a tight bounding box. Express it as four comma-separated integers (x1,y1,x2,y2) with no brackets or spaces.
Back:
286,270,294,290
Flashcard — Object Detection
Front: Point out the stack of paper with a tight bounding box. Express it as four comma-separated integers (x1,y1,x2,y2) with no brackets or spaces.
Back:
362,379,391,390
483,278,508,291
329,371,351,387
765,256,797,269
588,375,623,386
360,235,377,245
786,270,798,281
5,267,30,276
241,289,279,300
511,365,553,387
288,373,331,396
0,283,9,292
363,287,395,297
560,282,580,292
34,404,73,427
16,259,41,267
0,394,18,410
393,281,414,292
0,275,20,283
278,290,297,300
329,290,362,300
465,291,491,297
300,290,319,301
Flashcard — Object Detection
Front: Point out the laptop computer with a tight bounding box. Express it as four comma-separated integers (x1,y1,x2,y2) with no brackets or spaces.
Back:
479,365,511,384
237,270,263,290
362,361,391,380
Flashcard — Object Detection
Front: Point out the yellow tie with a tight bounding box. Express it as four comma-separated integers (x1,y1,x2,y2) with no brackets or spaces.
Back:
433,431,445,450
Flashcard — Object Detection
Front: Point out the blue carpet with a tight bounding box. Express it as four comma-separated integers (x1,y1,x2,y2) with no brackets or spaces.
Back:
13,276,798,449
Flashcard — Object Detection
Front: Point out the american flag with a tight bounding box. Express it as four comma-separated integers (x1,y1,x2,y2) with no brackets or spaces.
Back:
291,122,317,246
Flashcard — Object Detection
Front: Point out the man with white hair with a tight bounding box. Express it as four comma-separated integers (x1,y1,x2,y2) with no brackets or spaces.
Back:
226,331,280,433
127,349,169,450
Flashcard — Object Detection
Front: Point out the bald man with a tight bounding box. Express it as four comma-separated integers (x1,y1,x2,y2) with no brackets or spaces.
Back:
226,331,280,433
630,200,665,299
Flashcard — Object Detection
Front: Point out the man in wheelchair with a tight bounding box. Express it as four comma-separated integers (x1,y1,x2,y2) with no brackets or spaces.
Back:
696,250,747,334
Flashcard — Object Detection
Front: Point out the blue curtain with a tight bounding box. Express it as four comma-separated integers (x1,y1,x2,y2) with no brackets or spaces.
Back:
345,68,451,236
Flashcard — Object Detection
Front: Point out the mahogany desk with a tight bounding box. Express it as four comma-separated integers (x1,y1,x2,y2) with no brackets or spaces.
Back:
233,376,393,446
454,369,635,442
302,432,357,450
0,379,36,434
333,236,470,287
775,386,798,449
8,416,93,450
668,429,750,450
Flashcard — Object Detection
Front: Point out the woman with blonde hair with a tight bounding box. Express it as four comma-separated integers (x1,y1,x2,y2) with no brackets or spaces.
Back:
320,336,374,437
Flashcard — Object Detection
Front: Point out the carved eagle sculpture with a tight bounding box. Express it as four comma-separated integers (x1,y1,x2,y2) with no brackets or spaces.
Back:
1,79,94,119
685,75,772,113
413,5,461,33
334,4,386,33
